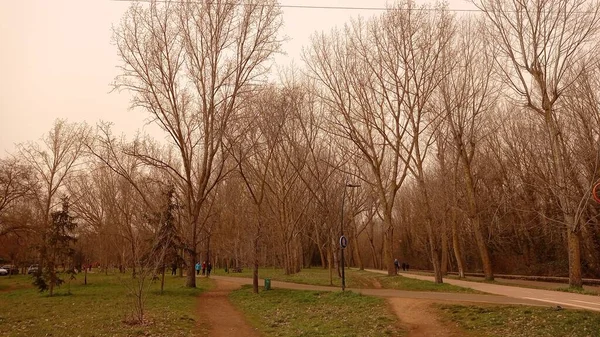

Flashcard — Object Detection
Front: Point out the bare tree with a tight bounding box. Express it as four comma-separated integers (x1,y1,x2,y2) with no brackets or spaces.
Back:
113,0,283,287
0,157,33,238
305,2,453,275
437,17,499,280
229,84,287,292
17,120,90,279
384,2,453,284
474,0,600,287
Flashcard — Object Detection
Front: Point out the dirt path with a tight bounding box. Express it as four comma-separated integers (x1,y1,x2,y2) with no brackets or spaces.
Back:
388,299,466,337
209,276,473,336
371,278,383,289
196,279,261,337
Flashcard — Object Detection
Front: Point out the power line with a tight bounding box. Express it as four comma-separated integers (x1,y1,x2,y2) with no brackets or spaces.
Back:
109,0,482,12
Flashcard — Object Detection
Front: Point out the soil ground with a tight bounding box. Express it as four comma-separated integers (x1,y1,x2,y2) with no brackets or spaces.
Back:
203,277,466,336
195,279,261,337
389,298,466,337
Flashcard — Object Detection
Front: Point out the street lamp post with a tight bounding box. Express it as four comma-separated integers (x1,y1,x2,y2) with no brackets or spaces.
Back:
340,182,360,291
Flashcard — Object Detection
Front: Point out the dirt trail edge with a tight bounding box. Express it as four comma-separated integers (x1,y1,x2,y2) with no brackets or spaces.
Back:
389,299,465,337
196,278,261,337
211,276,485,336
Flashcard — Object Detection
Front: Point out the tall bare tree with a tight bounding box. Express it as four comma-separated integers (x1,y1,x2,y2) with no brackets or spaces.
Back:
113,0,283,287
474,0,600,287
437,17,499,280
384,2,453,284
306,2,452,275
229,84,288,292
17,120,89,272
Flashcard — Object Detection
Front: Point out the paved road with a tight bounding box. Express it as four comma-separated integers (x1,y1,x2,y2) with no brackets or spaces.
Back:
366,269,600,312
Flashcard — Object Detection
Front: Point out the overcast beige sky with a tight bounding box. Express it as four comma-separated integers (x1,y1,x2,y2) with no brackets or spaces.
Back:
0,0,475,154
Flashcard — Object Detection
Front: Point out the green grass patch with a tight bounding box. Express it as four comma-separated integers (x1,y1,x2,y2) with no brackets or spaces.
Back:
437,304,600,337
378,275,480,293
215,267,351,287
215,268,478,293
230,285,404,337
0,273,208,336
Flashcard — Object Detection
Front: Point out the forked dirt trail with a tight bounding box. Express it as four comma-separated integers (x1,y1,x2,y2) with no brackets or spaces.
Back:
196,279,261,337
200,276,467,336
389,298,465,337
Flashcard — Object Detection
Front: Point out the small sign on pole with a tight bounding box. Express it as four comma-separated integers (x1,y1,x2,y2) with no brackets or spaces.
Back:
339,235,348,249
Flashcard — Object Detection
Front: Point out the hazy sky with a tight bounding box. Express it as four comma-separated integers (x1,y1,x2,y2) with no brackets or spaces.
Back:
0,0,475,154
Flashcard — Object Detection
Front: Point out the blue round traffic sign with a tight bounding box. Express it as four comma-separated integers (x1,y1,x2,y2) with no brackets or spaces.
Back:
339,235,348,249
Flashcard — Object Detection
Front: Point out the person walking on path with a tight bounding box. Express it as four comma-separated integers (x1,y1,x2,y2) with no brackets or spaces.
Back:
171,263,177,276
195,262,201,275
394,259,400,274
207,262,212,276
202,261,206,276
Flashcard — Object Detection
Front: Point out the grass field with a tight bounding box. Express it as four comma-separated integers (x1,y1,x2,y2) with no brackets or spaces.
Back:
213,267,478,293
438,304,600,337
0,272,207,337
230,285,404,337
3,269,600,337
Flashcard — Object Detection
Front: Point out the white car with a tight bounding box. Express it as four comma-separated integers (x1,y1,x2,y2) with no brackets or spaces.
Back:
0,267,8,276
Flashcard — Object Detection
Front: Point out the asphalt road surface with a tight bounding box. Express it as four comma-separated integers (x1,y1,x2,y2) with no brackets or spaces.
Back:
367,269,600,312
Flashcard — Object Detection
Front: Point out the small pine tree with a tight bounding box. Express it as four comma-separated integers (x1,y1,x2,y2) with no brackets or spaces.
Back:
149,187,182,293
34,196,78,296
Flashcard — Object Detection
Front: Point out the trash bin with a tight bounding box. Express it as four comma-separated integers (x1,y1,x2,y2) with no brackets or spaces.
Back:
264,278,271,290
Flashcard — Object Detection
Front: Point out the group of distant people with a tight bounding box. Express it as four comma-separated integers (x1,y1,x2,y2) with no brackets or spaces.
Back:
169,261,212,276
393,259,409,274
195,261,212,276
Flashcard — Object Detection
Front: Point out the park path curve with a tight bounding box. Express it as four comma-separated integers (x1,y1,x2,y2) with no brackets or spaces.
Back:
366,269,600,312
196,278,261,337
207,271,600,336
211,275,548,307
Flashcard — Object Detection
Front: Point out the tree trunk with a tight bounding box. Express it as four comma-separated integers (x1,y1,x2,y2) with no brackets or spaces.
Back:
431,244,443,283
452,217,466,278
368,237,378,270
441,220,448,275
544,111,583,288
205,236,211,278
253,235,259,293
472,217,494,280
316,229,327,268
178,247,184,277
49,262,55,297
567,223,583,288
352,223,364,270
160,265,166,294
185,249,196,288
461,159,494,281
451,156,466,278
383,206,395,275
328,242,333,286
130,239,137,278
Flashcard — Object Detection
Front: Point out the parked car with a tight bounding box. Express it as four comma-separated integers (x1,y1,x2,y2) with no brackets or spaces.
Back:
1,265,19,275
27,264,39,275
0,267,8,276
